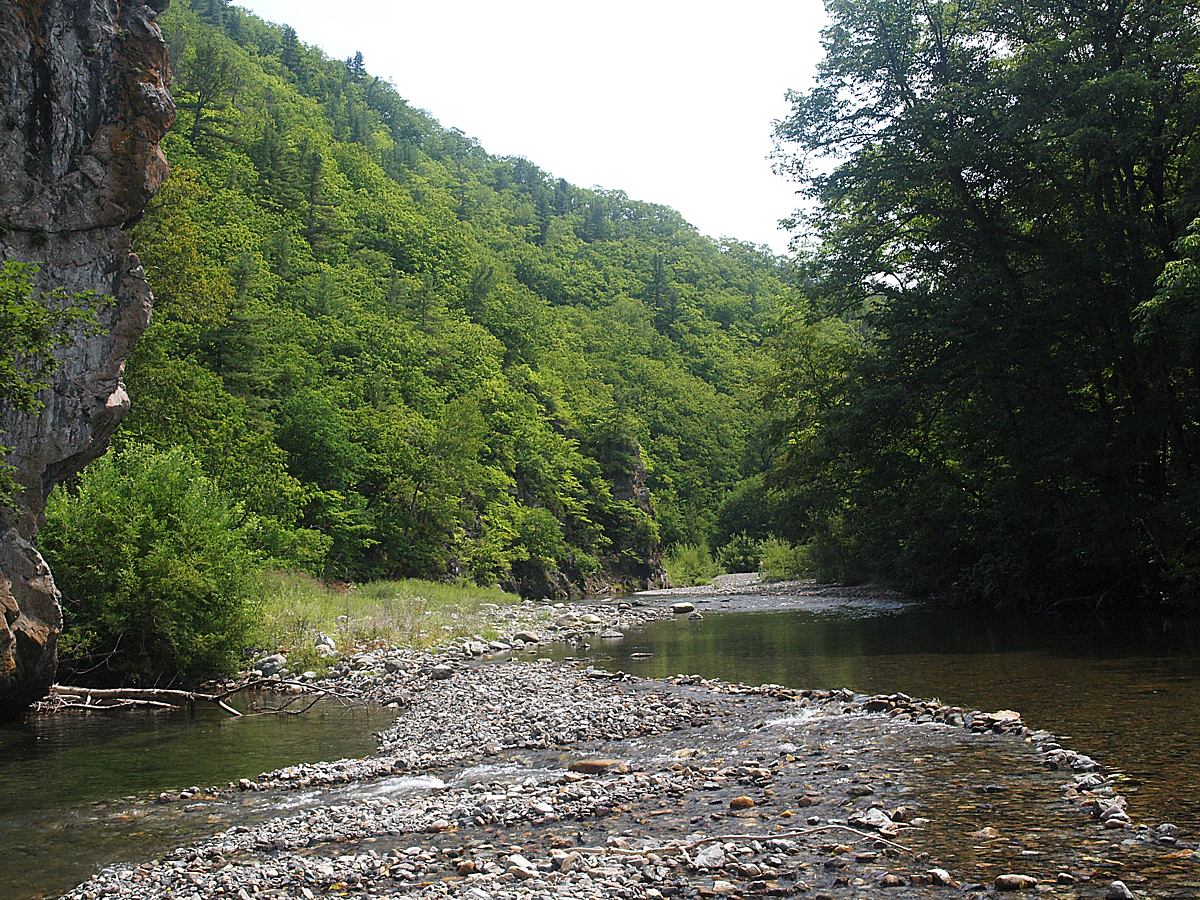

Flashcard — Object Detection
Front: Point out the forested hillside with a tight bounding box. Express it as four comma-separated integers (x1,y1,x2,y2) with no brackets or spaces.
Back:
70,0,792,599
763,0,1200,609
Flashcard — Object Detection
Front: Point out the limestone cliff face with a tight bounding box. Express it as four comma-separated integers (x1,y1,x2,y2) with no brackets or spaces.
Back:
0,0,173,718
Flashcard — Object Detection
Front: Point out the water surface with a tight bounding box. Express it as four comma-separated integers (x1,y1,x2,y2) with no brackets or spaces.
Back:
0,700,394,898
561,596,1200,832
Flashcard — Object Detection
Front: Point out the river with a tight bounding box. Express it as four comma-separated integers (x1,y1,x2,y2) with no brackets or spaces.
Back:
555,592,1200,834
2,587,1198,897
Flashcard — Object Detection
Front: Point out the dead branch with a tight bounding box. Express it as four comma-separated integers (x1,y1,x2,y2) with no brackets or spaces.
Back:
55,698,179,712
45,675,356,718
216,677,358,707
49,684,241,716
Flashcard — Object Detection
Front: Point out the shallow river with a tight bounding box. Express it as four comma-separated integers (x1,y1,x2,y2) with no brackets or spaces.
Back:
561,595,1200,834
2,592,1198,897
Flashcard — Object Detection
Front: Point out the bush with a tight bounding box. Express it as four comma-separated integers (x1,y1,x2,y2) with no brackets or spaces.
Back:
758,537,810,582
664,543,720,587
41,444,261,684
717,533,762,573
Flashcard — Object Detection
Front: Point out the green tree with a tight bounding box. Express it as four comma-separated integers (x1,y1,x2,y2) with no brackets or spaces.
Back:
771,0,1200,607
41,445,261,684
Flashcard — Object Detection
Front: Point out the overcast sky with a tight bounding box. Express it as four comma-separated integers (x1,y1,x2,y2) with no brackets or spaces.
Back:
235,1,829,254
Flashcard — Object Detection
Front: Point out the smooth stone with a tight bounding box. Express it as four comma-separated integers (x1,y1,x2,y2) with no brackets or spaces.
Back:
429,665,454,680
729,795,756,809
671,602,696,614
1106,882,1135,899
507,854,537,879
995,874,1038,891
314,632,336,651
927,868,955,886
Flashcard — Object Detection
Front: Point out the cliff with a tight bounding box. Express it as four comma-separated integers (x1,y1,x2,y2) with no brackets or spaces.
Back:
0,0,173,718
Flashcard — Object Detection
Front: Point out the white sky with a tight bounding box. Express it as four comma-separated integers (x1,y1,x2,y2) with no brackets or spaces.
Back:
235,1,828,254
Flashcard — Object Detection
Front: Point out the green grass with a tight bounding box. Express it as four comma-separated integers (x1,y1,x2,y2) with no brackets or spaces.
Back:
253,570,520,671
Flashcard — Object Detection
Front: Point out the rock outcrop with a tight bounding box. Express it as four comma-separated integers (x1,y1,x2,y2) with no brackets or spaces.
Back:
0,0,173,718
506,439,667,600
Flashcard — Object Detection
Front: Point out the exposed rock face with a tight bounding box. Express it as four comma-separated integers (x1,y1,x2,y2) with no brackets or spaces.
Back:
506,440,667,600
0,0,173,718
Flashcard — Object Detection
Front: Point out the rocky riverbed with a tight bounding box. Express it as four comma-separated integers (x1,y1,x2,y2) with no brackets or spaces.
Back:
63,584,1198,899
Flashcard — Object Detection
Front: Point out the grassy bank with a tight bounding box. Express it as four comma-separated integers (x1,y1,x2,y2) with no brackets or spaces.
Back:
253,571,520,671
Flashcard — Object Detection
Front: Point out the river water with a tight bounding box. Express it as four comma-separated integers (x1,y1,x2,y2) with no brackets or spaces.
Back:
561,594,1200,835
2,590,1198,897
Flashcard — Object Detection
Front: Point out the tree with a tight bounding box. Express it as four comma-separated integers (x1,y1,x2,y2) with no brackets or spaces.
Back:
41,445,261,684
179,33,238,146
771,0,1200,607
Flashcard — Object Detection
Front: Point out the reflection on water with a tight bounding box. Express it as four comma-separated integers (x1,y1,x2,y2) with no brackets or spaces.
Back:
560,599,1200,831
0,701,393,899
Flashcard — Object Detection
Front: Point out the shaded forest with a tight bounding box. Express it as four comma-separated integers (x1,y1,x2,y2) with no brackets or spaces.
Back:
765,0,1200,608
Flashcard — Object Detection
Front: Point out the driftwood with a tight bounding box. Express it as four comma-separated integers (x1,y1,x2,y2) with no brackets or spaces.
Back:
48,684,244,716
44,678,356,717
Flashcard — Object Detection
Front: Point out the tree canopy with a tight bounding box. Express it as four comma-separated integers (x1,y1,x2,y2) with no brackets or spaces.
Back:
767,0,1200,607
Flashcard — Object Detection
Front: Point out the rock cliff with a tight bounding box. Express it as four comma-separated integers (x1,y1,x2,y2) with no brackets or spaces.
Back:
0,0,173,718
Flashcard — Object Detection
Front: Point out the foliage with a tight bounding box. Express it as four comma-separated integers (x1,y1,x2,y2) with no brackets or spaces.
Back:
40,444,261,684
768,0,1200,608
664,542,720,587
107,2,794,596
716,533,761,574
758,538,809,583
0,262,104,504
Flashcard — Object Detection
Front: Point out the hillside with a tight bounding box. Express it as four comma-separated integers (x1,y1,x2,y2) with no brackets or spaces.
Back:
107,0,796,597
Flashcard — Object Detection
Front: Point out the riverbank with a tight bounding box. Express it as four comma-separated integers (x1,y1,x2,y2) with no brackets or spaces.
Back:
62,584,1198,898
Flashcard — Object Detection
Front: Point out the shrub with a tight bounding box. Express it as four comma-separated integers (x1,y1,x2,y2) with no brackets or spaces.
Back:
758,537,810,582
41,444,261,684
664,542,719,587
717,532,762,573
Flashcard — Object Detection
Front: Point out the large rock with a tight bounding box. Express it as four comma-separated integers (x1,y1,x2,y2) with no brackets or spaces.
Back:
0,0,174,718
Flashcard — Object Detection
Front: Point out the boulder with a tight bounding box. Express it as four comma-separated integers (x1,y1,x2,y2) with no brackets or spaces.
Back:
255,654,286,677
567,758,630,775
